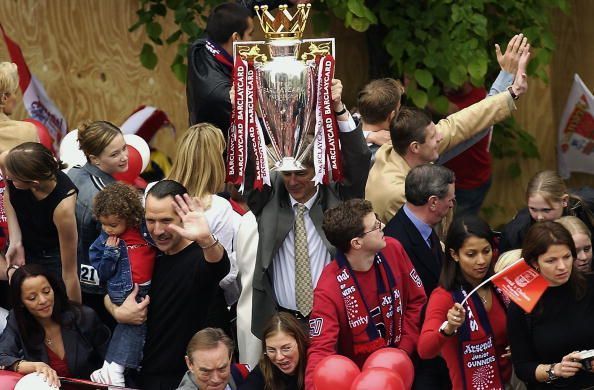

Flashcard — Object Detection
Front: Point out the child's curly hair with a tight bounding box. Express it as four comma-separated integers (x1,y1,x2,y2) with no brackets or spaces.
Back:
93,182,144,229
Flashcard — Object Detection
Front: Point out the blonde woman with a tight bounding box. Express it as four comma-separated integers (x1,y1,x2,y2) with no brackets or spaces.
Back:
494,249,523,273
0,62,39,253
500,170,594,252
0,62,38,152
557,216,592,272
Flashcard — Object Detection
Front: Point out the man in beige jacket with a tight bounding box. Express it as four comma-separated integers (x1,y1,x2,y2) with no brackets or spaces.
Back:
366,46,531,223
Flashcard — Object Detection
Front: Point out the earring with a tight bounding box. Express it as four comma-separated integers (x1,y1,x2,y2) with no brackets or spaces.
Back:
535,266,540,272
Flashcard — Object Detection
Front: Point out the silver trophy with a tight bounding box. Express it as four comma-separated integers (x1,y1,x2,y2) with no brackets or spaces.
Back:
233,4,335,172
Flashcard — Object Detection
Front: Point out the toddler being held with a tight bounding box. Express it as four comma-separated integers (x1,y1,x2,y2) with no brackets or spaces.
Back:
89,182,156,386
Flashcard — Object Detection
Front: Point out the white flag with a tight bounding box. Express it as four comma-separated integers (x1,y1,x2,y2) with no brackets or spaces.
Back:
1,24,67,154
558,74,594,178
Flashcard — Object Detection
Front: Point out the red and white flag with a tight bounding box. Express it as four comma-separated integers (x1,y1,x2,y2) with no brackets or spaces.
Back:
462,258,549,313
558,74,594,179
490,258,549,313
120,105,173,142
0,24,67,153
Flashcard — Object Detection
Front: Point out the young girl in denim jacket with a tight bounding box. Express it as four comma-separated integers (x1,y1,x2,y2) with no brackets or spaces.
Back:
88,182,156,386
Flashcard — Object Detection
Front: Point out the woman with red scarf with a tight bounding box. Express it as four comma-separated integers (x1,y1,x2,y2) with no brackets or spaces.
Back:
418,216,512,389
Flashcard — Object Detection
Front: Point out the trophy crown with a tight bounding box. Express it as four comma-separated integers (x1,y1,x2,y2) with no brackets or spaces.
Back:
254,3,311,40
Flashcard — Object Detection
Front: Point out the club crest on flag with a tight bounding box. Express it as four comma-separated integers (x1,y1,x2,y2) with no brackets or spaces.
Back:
490,258,549,313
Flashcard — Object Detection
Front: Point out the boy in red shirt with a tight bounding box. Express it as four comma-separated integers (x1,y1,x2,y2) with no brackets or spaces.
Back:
305,199,426,389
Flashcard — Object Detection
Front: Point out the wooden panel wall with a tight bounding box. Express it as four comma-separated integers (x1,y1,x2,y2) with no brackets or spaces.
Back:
0,0,186,158
0,0,592,228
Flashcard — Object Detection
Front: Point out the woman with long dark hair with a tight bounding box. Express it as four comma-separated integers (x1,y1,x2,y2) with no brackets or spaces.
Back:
2,142,80,303
507,221,594,388
418,215,512,389
240,312,308,390
0,264,110,388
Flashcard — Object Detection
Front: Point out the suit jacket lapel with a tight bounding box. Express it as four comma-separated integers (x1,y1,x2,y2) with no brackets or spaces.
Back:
63,325,80,375
309,192,335,256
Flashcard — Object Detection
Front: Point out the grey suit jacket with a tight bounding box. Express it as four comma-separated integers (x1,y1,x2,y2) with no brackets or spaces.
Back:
246,126,371,338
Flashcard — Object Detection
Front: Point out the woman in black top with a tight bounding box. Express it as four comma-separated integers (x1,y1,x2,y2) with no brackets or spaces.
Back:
507,221,594,389
3,142,80,303
241,313,308,390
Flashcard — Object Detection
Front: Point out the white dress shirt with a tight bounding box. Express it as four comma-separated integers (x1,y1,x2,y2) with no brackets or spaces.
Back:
272,188,331,310
272,114,355,310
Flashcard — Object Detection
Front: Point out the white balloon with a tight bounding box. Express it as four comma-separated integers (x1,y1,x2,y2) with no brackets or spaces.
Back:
124,134,151,171
15,373,57,390
58,129,86,172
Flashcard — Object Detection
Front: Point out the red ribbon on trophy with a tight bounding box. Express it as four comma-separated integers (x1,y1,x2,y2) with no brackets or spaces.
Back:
315,54,343,184
246,61,268,190
228,57,270,190
227,56,246,185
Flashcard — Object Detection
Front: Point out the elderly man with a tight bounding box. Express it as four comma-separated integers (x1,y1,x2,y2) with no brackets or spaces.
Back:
178,328,247,390
366,41,531,223
105,180,231,389
305,199,426,389
384,164,457,389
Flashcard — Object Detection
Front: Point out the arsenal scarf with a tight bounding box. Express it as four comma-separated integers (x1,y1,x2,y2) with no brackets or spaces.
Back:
335,251,402,357
452,287,506,390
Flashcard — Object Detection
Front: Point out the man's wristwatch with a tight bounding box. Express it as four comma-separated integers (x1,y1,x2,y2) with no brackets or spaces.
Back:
439,321,456,337
545,363,559,383
334,103,347,116
507,85,519,100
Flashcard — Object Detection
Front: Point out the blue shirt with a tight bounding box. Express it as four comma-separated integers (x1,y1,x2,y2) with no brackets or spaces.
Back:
403,204,433,248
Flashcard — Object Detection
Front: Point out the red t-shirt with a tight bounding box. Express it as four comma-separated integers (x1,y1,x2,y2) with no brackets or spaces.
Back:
417,286,511,389
120,228,156,284
444,87,492,189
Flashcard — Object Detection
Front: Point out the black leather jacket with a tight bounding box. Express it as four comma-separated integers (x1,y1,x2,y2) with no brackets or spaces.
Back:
186,38,232,137
0,305,110,378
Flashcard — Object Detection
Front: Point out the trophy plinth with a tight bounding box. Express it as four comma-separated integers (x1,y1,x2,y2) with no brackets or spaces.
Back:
274,157,305,172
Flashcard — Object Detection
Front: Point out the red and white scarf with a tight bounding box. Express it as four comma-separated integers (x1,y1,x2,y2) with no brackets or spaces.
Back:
335,251,402,357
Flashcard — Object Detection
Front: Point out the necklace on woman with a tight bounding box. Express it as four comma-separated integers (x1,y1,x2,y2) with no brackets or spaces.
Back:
45,337,53,346
477,288,488,305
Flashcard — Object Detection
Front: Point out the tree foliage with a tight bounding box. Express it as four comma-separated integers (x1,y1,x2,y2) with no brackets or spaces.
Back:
131,0,569,177
312,0,569,177
130,0,224,82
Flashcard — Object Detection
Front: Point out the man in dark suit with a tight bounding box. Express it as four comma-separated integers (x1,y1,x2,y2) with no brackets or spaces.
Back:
383,164,456,389
242,80,372,340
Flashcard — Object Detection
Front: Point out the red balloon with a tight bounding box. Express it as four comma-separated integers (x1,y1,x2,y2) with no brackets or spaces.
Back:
0,370,23,388
363,348,414,389
313,355,360,390
351,367,405,390
113,145,142,185
23,118,54,153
